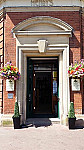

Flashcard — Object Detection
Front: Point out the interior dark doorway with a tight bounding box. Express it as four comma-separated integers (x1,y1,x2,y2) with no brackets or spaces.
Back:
26,57,59,118
35,72,52,115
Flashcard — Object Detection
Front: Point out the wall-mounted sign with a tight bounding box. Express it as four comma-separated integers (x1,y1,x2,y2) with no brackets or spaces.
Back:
8,93,13,99
6,79,14,91
71,79,80,91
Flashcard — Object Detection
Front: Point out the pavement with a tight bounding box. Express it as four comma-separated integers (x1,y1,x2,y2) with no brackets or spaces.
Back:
0,123,84,150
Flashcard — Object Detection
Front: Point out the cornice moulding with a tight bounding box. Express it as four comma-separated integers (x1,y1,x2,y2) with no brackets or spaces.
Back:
4,6,80,12
0,0,83,10
14,31,72,36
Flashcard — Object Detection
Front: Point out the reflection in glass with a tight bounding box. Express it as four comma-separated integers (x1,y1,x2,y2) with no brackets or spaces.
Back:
53,71,57,96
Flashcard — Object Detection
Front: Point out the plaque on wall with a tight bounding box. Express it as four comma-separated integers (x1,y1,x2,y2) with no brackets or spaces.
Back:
6,79,14,91
71,79,80,91
8,93,13,99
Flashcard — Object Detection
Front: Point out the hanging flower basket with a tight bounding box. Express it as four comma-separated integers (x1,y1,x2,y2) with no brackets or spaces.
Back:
0,62,21,81
68,59,84,78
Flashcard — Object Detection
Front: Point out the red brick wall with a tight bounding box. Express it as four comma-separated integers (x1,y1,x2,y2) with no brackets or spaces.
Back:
70,78,83,114
3,80,16,114
3,11,83,114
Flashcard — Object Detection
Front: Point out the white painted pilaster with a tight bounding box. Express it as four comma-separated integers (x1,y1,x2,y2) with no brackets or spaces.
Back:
62,46,70,125
59,52,63,123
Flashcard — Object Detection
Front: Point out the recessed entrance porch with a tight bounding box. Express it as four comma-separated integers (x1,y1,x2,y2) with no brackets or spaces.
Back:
12,16,72,125
26,57,59,118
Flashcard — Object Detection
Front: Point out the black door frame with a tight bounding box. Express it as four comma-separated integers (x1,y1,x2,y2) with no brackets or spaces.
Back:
26,57,59,118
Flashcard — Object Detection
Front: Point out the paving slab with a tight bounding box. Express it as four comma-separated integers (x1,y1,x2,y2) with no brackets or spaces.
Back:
0,124,84,150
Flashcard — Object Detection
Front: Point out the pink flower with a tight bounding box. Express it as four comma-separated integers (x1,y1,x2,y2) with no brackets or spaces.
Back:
14,77,17,80
76,67,79,71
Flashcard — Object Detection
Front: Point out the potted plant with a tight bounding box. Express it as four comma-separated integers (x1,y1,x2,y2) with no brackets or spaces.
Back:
12,102,21,129
68,102,76,129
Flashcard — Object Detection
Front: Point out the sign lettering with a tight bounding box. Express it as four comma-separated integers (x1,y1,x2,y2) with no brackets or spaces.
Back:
31,0,53,6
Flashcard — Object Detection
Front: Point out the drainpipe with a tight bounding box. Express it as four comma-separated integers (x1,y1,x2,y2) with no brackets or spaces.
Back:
79,7,84,114
79,7,83,59
2,8,5,113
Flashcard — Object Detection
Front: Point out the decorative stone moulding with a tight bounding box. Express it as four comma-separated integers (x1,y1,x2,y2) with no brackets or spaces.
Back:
12,16,73,37
37,40,48,53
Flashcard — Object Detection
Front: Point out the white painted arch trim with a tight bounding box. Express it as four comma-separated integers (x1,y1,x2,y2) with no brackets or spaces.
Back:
12,16,73,33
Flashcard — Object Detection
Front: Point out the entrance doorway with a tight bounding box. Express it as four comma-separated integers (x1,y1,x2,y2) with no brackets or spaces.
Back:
26,57,59,118
35,72,52,114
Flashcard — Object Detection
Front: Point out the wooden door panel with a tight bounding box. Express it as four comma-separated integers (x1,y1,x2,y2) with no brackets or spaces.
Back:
52,96,58,114
33,71,35,112
26,58,33,118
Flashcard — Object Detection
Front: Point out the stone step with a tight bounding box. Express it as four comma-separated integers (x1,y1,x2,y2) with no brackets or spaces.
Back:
25,118,60,127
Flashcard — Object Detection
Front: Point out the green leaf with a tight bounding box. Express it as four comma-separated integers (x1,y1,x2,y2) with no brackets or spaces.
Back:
68,102,75,118
13,102,20,118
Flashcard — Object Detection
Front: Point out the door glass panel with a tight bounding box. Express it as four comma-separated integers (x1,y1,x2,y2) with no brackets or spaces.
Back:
34,64,52,71
53,71,57,96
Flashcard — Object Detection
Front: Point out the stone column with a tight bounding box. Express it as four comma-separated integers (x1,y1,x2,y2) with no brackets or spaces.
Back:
62,46,70,125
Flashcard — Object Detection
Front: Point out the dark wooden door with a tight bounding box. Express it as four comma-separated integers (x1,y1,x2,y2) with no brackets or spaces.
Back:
26,58,33,118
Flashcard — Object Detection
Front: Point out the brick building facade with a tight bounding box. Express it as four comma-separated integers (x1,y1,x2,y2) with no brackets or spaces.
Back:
0,0,84,126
